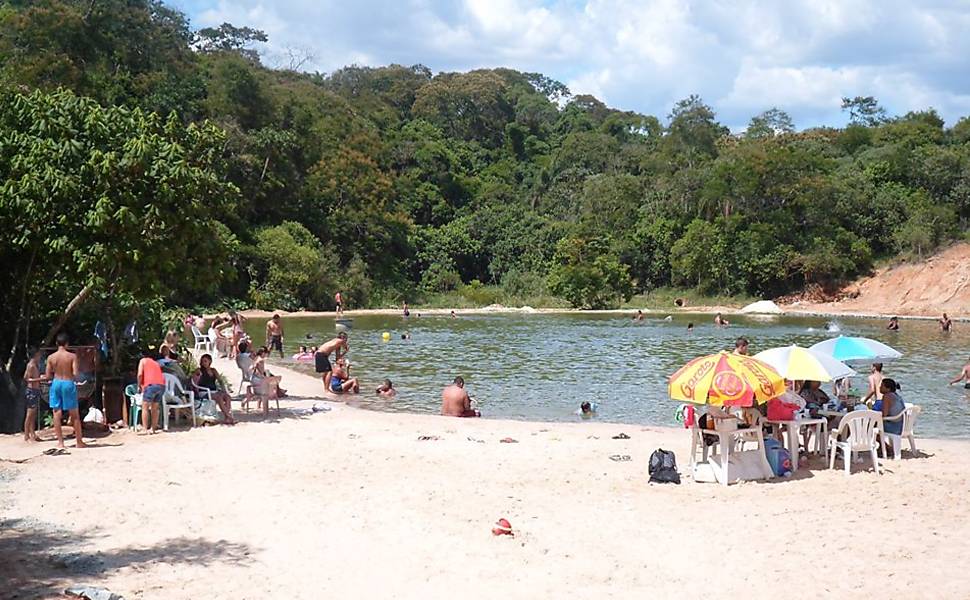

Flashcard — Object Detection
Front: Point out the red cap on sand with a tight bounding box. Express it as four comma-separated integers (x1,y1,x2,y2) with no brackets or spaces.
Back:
492,518,513,536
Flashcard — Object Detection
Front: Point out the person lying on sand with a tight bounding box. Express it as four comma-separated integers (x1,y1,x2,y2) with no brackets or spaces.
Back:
950,357,970,389
441,376,479,417
329,358,359,394
376,379,397,398
316,332,349,391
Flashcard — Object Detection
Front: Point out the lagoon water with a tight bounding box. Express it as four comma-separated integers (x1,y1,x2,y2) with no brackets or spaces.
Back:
247,313,970,438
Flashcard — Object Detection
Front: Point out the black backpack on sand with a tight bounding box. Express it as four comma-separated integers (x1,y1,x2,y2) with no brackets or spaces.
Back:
648,448,680,484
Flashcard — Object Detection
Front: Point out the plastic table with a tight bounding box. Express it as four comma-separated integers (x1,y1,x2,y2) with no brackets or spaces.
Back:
765,417,828,471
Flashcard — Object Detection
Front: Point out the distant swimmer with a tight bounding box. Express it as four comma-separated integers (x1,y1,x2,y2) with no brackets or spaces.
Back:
939,313,953,333
403,302,410,317
315,332,348,391
376,379,397,398
949,357,970,389
687,322,694,334
886,316,899,331
633,310,644,321
450,310,457,319
441,376,479,417
576,401,598,418
714,313,729,327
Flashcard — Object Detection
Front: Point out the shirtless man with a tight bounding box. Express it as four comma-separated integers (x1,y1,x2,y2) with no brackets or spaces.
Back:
45,333,86,449
23,347,45,442
315,332,348,390
633,310,644,321
329,359,360,394
441,376,479,417
714,313,729,327
939,313,953,333
862,363,884,404
733,337,749,355
265,314,285,358
334,291,343,316
949,357,970,389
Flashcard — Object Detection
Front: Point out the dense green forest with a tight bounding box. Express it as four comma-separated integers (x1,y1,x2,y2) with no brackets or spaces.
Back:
2,0,970,366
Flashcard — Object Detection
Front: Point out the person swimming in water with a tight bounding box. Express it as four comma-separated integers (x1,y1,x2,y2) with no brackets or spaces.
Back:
687,322,694,333
950,356,970,389
886,316,899,331
376,379,397,398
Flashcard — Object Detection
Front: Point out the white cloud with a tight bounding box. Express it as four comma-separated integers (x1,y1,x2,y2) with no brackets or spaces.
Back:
173,0,970,129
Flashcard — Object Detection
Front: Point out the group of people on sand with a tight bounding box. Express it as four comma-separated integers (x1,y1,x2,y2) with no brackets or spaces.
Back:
698,336,913,455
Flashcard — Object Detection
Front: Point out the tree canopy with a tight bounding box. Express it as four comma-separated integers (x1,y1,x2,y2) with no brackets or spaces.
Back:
1,0,969,366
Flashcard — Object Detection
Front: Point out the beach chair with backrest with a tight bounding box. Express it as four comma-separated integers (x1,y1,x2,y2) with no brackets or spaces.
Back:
827,410,882,475
236,353,254,400
191,325,213,352
246,376,281,417
877,404,920,460
124,383,142,430
162,373,196,430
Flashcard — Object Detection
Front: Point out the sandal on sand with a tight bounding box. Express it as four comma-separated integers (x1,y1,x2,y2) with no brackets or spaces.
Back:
467,437,485,443
612,433,631,440
43,448,69,456
417,435,441,441
609,454,631,462
499,437,519,444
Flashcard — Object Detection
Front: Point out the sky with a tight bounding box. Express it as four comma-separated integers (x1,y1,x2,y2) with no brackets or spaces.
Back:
169,0,970,131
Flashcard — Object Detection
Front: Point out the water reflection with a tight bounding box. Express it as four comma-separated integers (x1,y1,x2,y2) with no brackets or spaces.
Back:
247,313,970,438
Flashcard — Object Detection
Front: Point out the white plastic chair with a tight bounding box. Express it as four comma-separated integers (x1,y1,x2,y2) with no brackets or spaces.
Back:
191,325,213,352
236,353,254,399
827,410,882,475
162,373,196,430
245,376,281,417
877,404,920,460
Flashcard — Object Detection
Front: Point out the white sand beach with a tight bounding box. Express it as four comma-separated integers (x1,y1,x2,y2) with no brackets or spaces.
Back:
2,355,970,599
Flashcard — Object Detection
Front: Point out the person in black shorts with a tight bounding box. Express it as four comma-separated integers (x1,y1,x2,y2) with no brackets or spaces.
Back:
265,314,285,358
315,332,349,391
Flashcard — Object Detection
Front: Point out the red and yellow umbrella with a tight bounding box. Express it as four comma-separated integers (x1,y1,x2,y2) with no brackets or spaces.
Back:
668,351,785,407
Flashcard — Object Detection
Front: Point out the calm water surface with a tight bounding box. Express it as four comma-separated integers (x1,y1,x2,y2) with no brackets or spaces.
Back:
246,313,970,438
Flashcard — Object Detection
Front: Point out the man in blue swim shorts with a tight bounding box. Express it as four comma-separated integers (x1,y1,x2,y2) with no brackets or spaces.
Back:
46,333,86,449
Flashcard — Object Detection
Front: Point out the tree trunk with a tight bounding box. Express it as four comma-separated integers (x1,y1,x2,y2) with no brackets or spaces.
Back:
41,283,94,347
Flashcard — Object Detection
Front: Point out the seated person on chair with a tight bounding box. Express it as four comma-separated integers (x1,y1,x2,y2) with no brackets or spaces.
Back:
880,378,906,452
329,358,359,394
192,353,235,425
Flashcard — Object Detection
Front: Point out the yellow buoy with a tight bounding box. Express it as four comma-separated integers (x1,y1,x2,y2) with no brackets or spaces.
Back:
382,332,391,341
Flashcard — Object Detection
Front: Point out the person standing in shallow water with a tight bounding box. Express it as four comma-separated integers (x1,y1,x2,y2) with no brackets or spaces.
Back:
939,313,953,333
950,357,970,389
886,316,899,331
334,291,343,317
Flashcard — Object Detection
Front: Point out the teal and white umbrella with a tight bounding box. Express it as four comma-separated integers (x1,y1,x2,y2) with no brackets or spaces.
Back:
809,336,902,365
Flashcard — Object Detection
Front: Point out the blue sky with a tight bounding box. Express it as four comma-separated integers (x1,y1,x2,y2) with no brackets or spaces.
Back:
169,0,970,130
